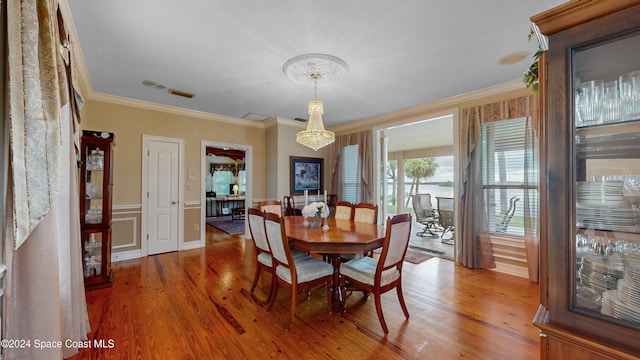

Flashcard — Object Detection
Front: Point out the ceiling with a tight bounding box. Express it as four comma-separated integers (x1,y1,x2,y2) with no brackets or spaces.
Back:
65,0,564,151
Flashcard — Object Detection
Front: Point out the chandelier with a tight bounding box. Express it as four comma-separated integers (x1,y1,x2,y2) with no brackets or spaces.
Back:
296,74,335,150
283,54,348,151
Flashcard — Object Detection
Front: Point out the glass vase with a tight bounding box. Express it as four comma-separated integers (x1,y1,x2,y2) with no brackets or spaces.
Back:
309,213,322,228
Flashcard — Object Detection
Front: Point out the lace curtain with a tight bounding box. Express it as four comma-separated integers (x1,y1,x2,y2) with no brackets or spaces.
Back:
459,95,540,282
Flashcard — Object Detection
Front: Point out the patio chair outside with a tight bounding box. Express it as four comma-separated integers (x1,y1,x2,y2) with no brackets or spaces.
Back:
410,194,440,237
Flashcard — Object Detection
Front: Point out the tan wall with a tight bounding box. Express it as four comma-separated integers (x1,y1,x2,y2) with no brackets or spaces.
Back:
112,207,141,251
275,120,330,199
265,124,278,199
183,207,201,242
81,99,266,254
82,99,266,204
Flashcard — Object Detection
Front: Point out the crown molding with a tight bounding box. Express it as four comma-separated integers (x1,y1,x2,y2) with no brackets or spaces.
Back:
89,92,264,128
267,117,307,129
330,79,527,134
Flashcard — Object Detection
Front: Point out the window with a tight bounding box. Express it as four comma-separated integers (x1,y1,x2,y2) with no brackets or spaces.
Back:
479,117,538,236
343,144,360,203
213,170,233,195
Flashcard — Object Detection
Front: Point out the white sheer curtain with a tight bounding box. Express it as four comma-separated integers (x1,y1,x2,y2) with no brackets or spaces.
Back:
5,0,90,358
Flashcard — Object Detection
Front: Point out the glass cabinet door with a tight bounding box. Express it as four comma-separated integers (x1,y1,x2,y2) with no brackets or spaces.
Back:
572,32,640,328
80,130,114,289
83,230,104,279
84,146,106,225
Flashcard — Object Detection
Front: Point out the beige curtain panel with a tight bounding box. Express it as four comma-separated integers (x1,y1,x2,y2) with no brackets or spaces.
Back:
459,95,540,282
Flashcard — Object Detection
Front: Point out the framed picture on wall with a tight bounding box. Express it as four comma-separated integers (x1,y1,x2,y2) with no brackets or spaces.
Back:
290,156,323,195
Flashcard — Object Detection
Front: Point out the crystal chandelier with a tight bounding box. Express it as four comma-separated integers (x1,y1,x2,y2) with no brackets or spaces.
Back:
296,74,335,151
283,54,348,151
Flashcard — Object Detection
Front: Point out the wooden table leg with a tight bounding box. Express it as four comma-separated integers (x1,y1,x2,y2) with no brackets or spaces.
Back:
328,254,343,314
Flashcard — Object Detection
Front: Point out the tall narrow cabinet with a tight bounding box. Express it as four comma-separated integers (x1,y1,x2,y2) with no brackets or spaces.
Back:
532,1,640,358
79,130,114,290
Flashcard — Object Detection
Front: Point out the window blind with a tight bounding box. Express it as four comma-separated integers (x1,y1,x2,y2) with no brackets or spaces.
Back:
479,117,538,236
343,144,360,203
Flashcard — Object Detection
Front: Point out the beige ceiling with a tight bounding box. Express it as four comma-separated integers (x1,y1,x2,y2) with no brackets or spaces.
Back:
64,0,564,150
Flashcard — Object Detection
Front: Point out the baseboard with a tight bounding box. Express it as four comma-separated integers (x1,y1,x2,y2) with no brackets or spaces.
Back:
112,249,143,262
182,240,203,250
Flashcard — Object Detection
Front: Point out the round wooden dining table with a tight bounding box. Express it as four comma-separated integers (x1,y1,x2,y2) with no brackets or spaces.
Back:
284,215,386,311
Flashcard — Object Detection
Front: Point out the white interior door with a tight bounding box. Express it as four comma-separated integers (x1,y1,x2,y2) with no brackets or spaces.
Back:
146,137,181,255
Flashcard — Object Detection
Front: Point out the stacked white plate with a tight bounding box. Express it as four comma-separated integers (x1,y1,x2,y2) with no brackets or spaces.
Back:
618,278,640,308
577,181,627,208
598,260,640,323
611,294,640,323
602,175,640,196
577,181,638,231
579,255,625,294
577,206,639,231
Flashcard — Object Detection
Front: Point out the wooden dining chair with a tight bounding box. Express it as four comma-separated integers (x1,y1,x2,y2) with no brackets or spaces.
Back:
282,195,301,216
247,207,276,304
353,202,378,224
334,201,354,221
248,208,306,304
339,213,412,334
263,212,334,330
259,200,283,217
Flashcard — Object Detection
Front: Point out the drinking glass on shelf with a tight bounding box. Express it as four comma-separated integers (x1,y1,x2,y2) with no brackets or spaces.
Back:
575,80,604,126
602,80,621,123
620,70,640,121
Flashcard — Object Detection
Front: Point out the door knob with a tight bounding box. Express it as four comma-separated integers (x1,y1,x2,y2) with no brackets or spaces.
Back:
171,201,178,205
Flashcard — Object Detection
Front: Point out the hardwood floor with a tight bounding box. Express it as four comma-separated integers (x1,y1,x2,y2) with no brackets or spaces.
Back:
71,225,541,359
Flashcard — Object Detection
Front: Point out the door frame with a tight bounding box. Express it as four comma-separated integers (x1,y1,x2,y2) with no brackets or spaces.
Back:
373,108,460,251
142,135,185,256
200,140,252,241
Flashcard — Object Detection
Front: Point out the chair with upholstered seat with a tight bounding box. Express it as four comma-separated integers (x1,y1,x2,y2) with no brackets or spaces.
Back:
264,212,334,330
259,200,283,217
339,213,412,334
353,203,378,224
334,201,354,221
247,207,276,304
340,203,377,261
247,208,305,304
411,194,440,237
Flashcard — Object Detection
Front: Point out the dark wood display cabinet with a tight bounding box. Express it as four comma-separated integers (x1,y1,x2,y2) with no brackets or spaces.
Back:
532,1,640,358
79,130,114,290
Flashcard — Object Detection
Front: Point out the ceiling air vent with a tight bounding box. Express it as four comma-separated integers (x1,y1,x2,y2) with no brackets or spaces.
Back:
168,88,195,99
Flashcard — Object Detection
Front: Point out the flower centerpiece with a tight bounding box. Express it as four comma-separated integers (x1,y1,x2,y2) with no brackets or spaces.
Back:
301,201,330,228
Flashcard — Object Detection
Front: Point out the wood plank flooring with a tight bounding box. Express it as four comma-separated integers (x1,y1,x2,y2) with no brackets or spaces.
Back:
70,226,541,359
